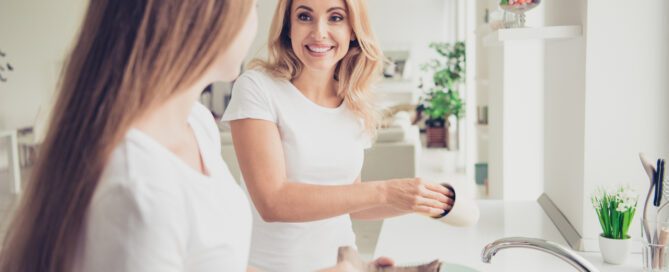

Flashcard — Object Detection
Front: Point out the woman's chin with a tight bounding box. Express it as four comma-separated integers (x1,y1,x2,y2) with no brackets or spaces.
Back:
302,61,338,73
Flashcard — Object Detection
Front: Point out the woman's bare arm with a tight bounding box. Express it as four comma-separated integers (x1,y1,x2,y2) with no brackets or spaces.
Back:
229,119,451,222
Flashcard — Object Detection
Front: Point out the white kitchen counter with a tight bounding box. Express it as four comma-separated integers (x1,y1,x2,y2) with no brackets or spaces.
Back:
374,200,642,271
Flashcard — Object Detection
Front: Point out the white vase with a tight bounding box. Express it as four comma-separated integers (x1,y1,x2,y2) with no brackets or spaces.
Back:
599,234,631,265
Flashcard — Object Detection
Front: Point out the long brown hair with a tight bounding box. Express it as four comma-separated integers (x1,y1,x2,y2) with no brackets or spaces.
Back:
252,0,383,134
0,1,253,271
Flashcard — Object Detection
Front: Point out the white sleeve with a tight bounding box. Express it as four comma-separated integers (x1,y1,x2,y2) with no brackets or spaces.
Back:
80,180,189,272
363,132,373,149
221,72,277,123
361,119,373,149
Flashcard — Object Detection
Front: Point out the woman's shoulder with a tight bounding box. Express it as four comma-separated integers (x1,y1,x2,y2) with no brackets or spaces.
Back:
239,68,269,79
101,137,184,189
231,68,291,105
95,147,188,216
238,68,288,89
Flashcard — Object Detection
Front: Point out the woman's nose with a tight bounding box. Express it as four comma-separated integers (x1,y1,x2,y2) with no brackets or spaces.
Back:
310,19,328,40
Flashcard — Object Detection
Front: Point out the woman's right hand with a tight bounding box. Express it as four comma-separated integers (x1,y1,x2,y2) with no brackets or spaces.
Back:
381,178,454,217
329,246,394,272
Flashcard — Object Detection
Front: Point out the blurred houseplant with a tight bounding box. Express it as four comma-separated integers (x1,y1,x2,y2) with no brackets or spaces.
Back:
418,41,465,148
591,185,638,265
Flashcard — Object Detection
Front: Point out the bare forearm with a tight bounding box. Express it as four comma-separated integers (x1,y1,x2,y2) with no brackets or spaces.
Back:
231,120,452,223
255,180,386,222
349,205,409,221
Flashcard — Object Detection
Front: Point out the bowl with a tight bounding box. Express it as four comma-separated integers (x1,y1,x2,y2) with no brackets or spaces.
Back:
499,0,541,28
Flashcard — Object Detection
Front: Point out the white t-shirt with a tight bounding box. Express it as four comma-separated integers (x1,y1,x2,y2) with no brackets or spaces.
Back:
222,69,370,272
74,103,252,272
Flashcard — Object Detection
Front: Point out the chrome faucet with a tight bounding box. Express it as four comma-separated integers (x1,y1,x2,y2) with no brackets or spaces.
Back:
481,237,600,272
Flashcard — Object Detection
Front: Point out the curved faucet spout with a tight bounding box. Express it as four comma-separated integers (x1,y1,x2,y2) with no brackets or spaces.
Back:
481,237,600,272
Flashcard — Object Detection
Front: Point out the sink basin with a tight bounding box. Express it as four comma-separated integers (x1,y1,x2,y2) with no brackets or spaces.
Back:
397,262,480,272
439,262,480,272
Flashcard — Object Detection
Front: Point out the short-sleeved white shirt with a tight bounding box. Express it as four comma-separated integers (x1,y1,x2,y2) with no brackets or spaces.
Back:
74,103,252,272
222,69,370,272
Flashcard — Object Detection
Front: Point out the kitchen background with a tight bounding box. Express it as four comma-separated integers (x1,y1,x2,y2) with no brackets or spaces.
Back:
1,0,668,264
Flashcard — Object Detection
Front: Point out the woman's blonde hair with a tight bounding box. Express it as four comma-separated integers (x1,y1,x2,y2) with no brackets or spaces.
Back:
253,0,383,133
0,1,253,271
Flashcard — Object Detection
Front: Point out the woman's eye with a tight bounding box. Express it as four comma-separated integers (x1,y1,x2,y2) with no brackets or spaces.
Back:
297,13,311,21
330,15,344,22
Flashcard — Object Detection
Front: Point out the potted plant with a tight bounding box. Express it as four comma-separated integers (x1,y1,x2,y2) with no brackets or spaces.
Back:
591,185,638,265
418,42,466,148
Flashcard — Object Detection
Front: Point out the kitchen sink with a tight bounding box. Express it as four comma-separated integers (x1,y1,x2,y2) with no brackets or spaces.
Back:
394,261,480,272
438,262,480,272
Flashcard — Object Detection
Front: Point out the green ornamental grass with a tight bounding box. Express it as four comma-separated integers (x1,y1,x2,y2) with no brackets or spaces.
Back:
592,185,638,240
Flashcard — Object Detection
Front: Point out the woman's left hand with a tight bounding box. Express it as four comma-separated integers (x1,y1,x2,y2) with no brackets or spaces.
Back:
331,247,395,272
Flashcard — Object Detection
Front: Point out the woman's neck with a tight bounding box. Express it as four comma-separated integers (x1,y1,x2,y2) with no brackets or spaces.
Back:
132,77,210,149
291,67,342,108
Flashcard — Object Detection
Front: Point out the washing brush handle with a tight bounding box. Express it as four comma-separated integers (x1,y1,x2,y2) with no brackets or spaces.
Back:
640,153,657,244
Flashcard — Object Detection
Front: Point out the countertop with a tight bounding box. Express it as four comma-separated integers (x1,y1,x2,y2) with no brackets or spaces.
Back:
373,200,642,271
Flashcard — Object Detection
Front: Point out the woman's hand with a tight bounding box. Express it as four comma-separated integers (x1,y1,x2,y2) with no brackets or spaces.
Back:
330,247,394,272
382,178,454,217
372,257,394,268
336,258,394,271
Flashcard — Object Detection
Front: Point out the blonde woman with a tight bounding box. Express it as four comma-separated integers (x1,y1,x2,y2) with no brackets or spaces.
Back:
222,0,455,271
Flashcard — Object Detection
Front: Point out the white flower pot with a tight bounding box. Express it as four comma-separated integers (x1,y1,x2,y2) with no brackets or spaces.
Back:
599,234,631,265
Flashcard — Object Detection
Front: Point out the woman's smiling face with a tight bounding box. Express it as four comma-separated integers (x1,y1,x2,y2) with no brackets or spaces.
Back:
289,0,353,72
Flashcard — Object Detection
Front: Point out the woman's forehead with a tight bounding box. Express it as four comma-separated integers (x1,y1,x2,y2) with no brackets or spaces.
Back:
291,0,348,12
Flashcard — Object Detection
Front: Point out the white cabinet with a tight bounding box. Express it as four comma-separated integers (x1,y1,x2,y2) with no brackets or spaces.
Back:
482,26,581,200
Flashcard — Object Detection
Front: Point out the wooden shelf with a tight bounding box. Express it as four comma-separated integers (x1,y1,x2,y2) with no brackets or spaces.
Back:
483,25,582,46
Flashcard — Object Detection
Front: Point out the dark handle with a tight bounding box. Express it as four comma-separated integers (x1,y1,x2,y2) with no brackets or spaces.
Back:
655,159,662,206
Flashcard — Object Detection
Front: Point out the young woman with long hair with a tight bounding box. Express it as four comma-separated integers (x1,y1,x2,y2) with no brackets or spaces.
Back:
222,0,461,271
0,1,262,271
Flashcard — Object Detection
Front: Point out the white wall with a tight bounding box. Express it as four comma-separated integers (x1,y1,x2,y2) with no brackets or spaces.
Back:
464,0,480,183
487,45,504,199
486,40,545,200
245,0,279,64
543,0,669,251
367,0,455,78
502,41,544,201
0,0,88,130
581,0,669,249
544,37,587,239
543,0,588,243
